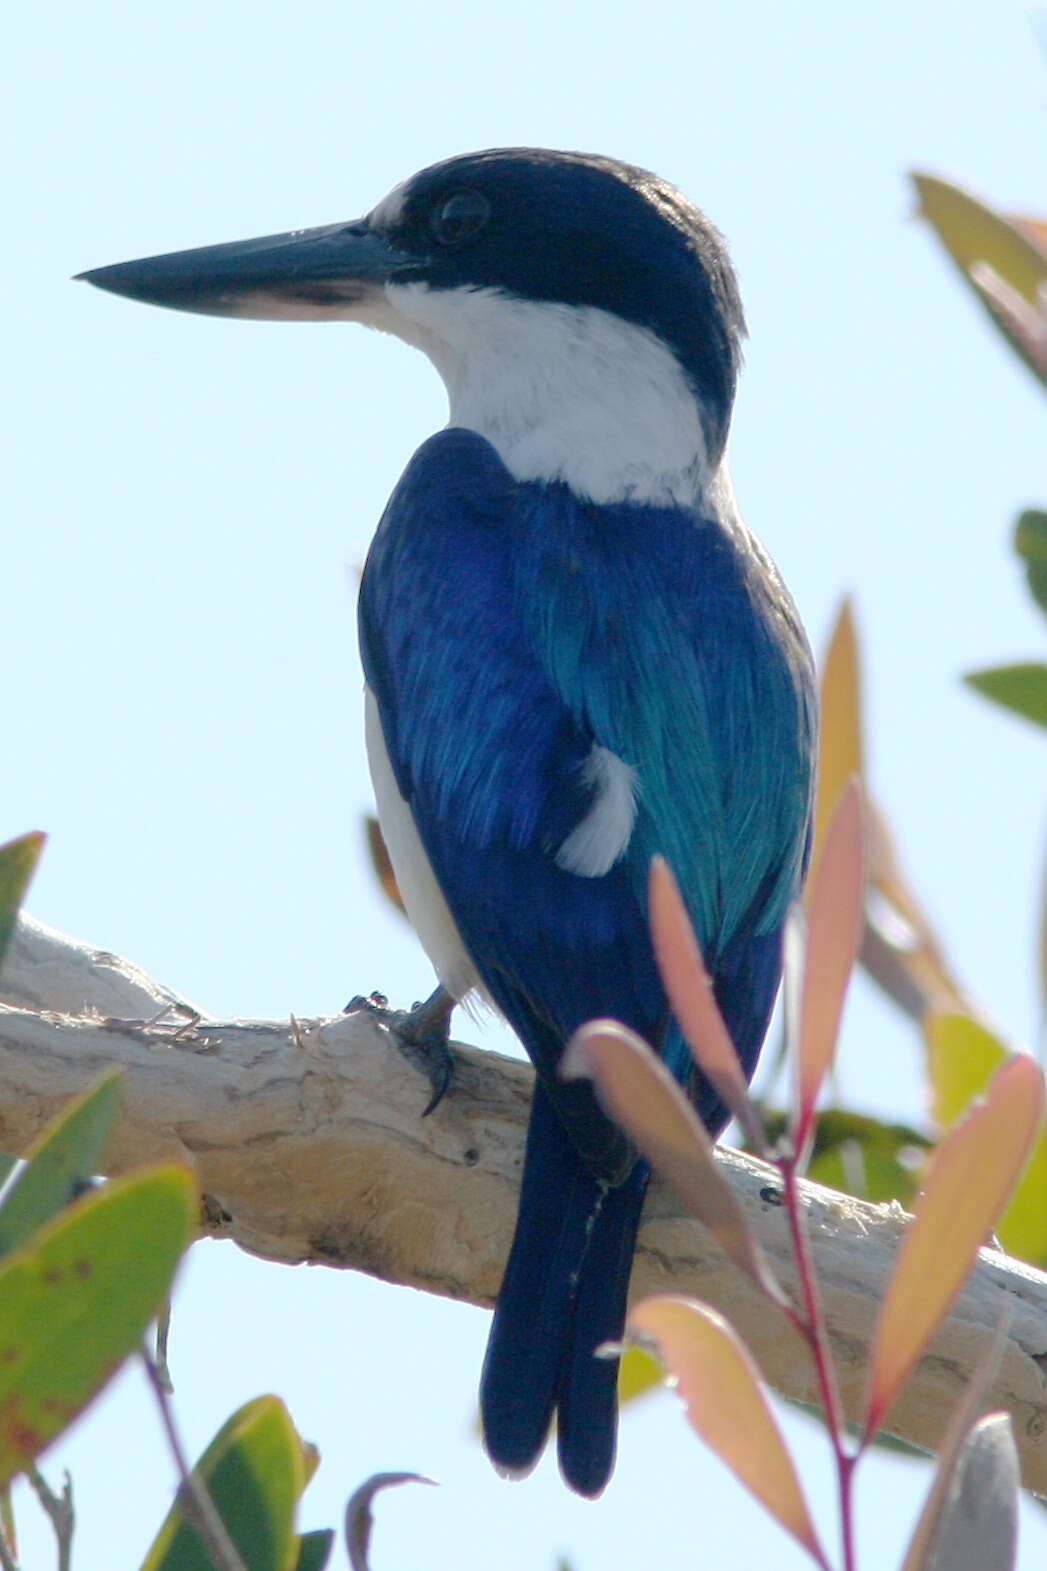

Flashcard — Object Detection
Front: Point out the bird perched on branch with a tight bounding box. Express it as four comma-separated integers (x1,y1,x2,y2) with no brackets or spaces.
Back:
80,147,816,1496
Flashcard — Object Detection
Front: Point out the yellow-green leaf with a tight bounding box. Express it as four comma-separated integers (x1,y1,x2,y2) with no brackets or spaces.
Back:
864,1054,1045,1441
615,1344,663,1407
629,1297,827,1568
1015,508,1047,618
0,1071,122,1258
964,662,1047,731
0,834,45,975
0,1165,196,1484
563,1022,787,1309
911,172,1047,383
805,1109,929,1207
926,1014,1047,1264
142,1396,310,1571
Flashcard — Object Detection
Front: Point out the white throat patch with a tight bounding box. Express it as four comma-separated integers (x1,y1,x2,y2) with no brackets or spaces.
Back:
362,282,709,506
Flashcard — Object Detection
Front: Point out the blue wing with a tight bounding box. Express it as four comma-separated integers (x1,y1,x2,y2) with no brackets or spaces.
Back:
360,429,814,1126
358,427,815,1492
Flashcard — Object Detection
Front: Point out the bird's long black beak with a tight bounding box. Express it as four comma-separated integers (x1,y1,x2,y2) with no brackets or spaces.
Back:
76,220,409,321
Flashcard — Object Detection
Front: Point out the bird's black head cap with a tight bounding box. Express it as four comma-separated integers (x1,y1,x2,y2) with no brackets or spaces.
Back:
378,148,746,456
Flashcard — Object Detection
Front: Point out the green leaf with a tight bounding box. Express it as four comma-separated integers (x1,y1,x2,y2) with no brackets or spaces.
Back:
295,1529,335,1571
806,1110,930,1206
0,1071,122,1258
1015,509,1047,618
926,1014,1047,1264
911,173,1047,385
141,1396,309,1571
0,1164,196,1484
964,662,1047,730
0,834,45,975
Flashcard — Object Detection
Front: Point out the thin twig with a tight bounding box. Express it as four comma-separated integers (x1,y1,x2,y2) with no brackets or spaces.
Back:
154,1299,174,1394
0,1521,17,1571
139,1345,247,1571
25,1467,73,1571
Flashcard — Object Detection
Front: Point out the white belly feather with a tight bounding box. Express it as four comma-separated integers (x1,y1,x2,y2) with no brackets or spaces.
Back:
364,686,481,1003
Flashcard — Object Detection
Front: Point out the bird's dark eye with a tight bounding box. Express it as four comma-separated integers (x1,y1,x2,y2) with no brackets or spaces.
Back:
430,189,490,247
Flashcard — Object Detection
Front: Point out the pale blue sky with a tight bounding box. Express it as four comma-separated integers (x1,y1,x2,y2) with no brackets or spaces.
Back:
5,1,1047,1565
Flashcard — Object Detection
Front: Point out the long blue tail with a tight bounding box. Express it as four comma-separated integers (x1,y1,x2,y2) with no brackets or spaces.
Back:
480,1085,649,1497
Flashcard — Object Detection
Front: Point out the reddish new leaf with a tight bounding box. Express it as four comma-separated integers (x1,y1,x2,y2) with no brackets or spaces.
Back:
563,1021,786,1307
792,781,865,1156
864,1054,1044,1441
809,598,864,885
648,858,767,1153
629,1297,827,1568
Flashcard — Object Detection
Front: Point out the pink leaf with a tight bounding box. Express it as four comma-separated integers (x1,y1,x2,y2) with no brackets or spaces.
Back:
563,1021,787,1308
864,1054,1045,1441
793,780,865,1156
629,1297,827,1569
648,858,767,1153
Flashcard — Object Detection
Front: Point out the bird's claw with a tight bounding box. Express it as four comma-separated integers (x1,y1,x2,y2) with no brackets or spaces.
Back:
393,986,456,1115
344,991,389,1014
344,986,455,1115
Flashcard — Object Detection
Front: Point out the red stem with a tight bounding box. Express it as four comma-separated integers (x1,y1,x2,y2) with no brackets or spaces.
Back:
779,1154,857,1571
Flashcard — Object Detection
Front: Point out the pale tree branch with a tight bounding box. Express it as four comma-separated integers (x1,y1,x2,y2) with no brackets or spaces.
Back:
2,915,1047,1489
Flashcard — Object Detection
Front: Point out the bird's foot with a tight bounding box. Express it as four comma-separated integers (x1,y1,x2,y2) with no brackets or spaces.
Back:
344,985,455,1116
392,985,456,1115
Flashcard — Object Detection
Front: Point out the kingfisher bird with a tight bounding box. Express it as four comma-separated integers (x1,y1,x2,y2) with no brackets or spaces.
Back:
79,147,817,1497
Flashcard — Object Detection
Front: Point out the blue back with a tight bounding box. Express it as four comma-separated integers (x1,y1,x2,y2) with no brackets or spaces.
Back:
360,427,815,1179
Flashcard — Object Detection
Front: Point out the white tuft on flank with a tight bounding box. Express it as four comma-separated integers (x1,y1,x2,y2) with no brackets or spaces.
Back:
359,283,709,507
364,688,482,1004
556,745,638,877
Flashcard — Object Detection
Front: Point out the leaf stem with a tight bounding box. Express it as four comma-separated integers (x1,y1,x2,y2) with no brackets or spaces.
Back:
779,1154,857,1571
139,1345,248,1571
